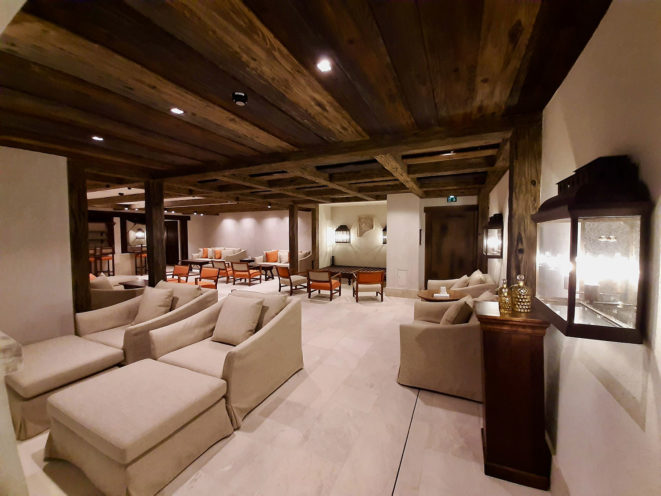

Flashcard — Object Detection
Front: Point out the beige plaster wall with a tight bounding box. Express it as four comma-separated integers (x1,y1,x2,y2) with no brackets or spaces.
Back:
328,202,387,267
0,147,74,344
541,1,661,493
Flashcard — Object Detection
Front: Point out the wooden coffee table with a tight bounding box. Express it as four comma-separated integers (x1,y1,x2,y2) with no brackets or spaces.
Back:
260,265,275,280
417,289,460,302
120,279,147,290
180,259,210,274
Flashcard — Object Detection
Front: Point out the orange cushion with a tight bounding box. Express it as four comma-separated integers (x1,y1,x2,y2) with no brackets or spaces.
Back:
265,250,279,263
198,281,216,289
167,277,186,283
309,280,340,291
214,249,222,259
101,255,113,261
201,248,208,258
89,273,96,281
357,272,384,284
235,270,260,278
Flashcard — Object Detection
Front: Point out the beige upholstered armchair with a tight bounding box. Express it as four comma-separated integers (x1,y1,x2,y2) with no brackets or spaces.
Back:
398,300,483,402
89,274,144,310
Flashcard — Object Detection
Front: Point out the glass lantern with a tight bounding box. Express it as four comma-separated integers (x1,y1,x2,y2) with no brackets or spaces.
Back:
334,225,351,243
532,156,651,343
483,214,503,258
382,226,387,245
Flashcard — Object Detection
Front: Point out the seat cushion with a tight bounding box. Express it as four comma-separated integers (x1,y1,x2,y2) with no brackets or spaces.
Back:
231,291,288,329
156,280,201,309
159,338,232,378
355,283,383,292
212,295,263,345
132,286,174,324
47,359,227,465
83,325,127,350
310,280,340,290
5,335,123,399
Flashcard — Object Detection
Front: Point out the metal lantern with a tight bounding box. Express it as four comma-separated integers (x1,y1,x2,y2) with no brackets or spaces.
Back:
382,225,387,245
483,214,503,258
532,156,652,343
334,225,351,244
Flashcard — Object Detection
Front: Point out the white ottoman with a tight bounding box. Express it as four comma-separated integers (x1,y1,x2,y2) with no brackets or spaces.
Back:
45,359,233,496
5,335,123,439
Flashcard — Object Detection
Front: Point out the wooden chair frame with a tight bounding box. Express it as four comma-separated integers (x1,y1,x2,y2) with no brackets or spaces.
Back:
212,260,233,283
231,262,262,286
194,267,220,289
352,270,385,302
166,264,190,283
307,270,342,301
276,266,307,296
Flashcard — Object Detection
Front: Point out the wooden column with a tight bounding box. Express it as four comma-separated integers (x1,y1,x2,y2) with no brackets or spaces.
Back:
477,188,490,273
311,206,318,269
288,204,299,274
144,180,166,286
507,117,541,289
179,219,189,260
67,161,90,312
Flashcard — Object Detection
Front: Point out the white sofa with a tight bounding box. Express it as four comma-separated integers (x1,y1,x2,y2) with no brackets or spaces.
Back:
75,281,218,364
192,247,247,263
254,250,313,274
149,291,303,428
428,269,497,299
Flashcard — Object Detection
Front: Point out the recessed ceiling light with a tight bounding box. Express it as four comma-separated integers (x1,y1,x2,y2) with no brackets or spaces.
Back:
267,202,272,209
91,136,104,141
124,207,128,210
232,91,248,106
200,213,204,216
316,58,332,73
170,107,184,115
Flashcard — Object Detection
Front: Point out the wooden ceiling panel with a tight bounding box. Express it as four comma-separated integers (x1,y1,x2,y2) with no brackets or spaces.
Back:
124,0,367,142
1,12,292,153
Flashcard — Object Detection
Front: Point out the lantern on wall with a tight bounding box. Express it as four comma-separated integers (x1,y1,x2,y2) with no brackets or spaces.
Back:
334,225,351,243
135,228,145,240
483,214,503,258
532,156,652,344
382,225,387,245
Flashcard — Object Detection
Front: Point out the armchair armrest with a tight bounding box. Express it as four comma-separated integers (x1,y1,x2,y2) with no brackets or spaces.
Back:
413,300,453,323
123,290,218,363
75,296,141,336
149,301,222,359
90,287,144,310
222,300,303,427
427,278,459,292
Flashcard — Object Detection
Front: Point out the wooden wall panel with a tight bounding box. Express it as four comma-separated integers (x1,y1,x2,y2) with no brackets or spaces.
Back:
289,204,299,274
68,162,90,312
145,180,166,286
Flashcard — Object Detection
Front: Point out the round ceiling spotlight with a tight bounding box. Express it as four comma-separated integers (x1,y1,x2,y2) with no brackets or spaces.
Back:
91,135,104,141
316,58,332,73
170,107,184,115
232,91,248,106
267,202,272,209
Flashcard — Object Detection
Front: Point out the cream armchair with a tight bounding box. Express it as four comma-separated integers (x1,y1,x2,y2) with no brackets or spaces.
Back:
149,294,303,428
254,250,313,273
398,301,483,402
75,281,218,364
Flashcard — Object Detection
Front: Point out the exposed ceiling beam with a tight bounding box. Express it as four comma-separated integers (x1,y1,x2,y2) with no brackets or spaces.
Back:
404,147,498,164
374,153,424,197
482,139,511,194
287,167,375,201
87,193,145,208
407,158,495,178
212,174,326,203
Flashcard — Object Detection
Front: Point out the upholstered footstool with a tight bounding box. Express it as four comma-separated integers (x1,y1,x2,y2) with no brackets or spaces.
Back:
5,335,124,439
45,359,234,496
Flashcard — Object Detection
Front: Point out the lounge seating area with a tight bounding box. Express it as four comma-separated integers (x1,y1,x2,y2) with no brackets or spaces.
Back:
1,3,658,495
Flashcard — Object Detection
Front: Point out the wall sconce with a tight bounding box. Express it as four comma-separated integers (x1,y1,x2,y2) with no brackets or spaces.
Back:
382,225,387,245
334,225,351,243
135,228,146,240
483,214,503,259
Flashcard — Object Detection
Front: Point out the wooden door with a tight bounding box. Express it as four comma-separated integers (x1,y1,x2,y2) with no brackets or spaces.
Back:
165,220,180,265
424,205,478,285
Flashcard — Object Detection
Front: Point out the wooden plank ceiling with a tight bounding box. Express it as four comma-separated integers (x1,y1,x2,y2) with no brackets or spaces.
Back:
0,0,611,214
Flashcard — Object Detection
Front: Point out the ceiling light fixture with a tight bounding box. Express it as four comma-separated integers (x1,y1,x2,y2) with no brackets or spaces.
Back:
267,202,272,209
316,58,332,73
232,91,248,106
170,107,184,115
91,136,104,141
200,213,204,216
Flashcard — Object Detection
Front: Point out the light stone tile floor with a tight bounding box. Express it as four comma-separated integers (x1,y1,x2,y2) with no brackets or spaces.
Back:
16,278,548,495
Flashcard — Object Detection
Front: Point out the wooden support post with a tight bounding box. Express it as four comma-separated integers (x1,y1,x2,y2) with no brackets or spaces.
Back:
311,206,318,269
477,188,490,273
507,117,541,289
145,180,166,286
289,204,299,274
67,161,90,312
180,219,189,260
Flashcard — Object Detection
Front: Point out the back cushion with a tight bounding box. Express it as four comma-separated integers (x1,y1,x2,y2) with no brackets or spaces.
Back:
279,251,289,264
451,275,469,289
468,269,484,286
212,295,263,345
156,280,201,309
440,296,474,325
133,287,174,324
231,290,288,329
201,248,209,258
214,249,223,259
90,273,114,290
265,250,279,263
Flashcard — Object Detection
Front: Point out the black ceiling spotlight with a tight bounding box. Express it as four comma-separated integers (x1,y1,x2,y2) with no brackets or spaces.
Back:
232,91,248,106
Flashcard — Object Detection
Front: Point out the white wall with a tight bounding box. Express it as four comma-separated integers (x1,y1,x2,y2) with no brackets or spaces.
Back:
188,209,311,258
541,2,661,494
386,194,422,293
0,147,74,344
487,172,509,283
319,204,332,268
0,0,24,34
328,202,387,267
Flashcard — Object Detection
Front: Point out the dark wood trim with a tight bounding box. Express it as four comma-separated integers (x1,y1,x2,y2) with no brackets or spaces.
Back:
145,180,166,286
119,216,128,253
289,204,299,274
180,219,189,260
477,189,489,272
311,205,318,270
67,161,90,312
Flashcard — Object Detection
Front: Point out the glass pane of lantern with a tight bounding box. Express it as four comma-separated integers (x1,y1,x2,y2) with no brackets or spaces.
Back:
575,216,640,328
536,219,571,320
485,227,502,256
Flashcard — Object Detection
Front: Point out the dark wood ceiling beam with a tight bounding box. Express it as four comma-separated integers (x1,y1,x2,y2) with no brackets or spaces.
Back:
88,193,146,208
1,12,293,153
287,167,375,201
209,174,325,203
405,147,498,165
87,179,141,191
374,153,424,197
483,139,511,194
125,0,367,142
408,158,495,178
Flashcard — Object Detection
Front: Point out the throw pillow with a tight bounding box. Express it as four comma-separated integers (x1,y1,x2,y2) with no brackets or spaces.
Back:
451,275,469,289
201,248,209,258
484,273,496,285
440,296,474,325
90,273,114,290
132,287,174,325
265,250,279,263
89,273,96,281
212,295,263,345
231,290,288,329
155,280,201,309
279,251,290,264
214,249,223,259
468,269,484,286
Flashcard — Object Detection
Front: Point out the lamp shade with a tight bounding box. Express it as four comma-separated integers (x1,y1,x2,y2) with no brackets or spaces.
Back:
335,225,351,243
483,214,503,258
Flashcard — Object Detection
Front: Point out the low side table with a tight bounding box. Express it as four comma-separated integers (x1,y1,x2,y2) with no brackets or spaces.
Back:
260,265,275,281
120,280,148,290
474,301,551,490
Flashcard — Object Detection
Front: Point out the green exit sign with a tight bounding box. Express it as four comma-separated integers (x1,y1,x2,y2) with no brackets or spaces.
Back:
447,195,457,203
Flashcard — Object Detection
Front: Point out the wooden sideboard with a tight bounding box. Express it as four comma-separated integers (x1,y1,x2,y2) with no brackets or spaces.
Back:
474,301,551,490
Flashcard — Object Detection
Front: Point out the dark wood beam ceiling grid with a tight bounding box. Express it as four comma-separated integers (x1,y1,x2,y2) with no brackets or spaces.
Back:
374,153,424,197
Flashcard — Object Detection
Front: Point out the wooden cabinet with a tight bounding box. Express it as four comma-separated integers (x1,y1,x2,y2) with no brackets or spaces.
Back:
474,301,551,490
